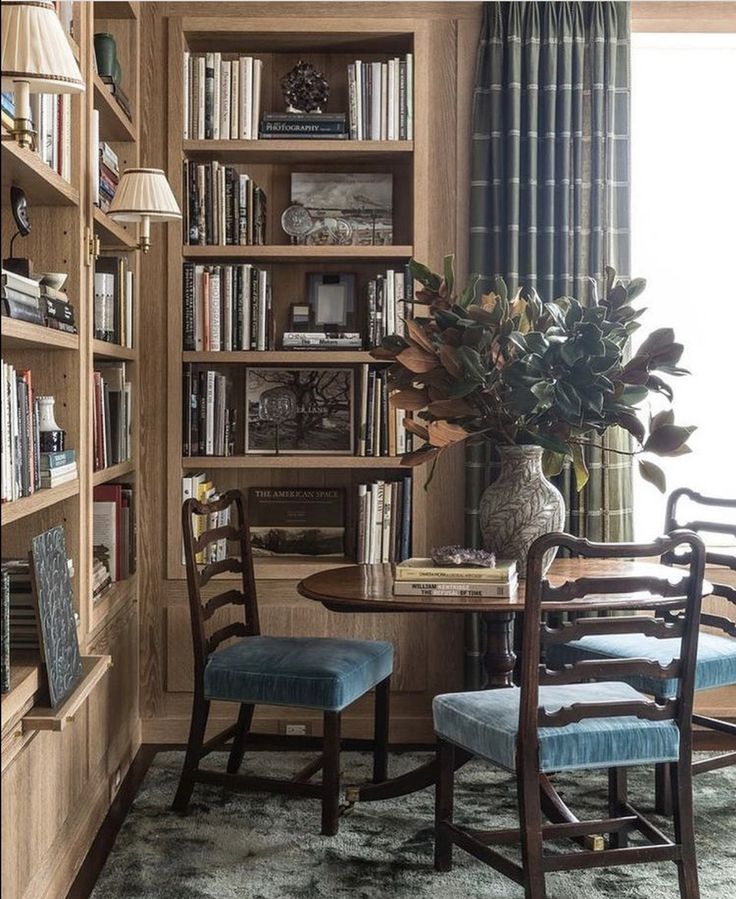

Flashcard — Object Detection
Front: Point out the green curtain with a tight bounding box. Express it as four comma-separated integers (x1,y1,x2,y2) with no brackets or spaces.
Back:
467,0,633,542
464,1,633,684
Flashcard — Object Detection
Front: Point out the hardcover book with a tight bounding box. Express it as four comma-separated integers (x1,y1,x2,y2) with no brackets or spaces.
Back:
248,487,345,557
394,558,518,582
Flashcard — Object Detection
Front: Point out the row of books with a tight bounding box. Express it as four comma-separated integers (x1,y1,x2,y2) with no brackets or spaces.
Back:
1,269,77,334
93,483,135,591
357,477,413,563
358,365,414,457
182,263,273,351
183,52,263,141
1,567,8,692
97,140,120,213
394,558,518,598
180,472,232,564
1,363,79,503
347,55,414,141
182,367,237,457
94,255,135,347
367,266,412,347
183,161,267,246
92,362,132,472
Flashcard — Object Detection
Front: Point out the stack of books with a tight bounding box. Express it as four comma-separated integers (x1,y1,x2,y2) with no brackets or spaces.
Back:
260,112,347,140
2,559,38,651
182,367,237,457
181,474,230,564
98,142,120,213
357,364,413,457
40,449,78,489
182,263,272,351
2,269,77,333
92,555,112,601
394,558,519,598
2,363,40,502
367,265,412,346
92,362,132,471
347,54,413,141
357,477,412,564
183,160,267,246
93,483,135,584
183,52,263,141
281,332,362,350
94,255,134,347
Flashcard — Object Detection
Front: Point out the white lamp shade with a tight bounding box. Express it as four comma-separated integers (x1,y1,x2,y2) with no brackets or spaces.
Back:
108,169,182,222
1,1,85,93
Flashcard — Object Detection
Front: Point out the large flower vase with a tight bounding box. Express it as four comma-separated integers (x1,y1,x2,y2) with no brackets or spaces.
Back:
479,445,565,577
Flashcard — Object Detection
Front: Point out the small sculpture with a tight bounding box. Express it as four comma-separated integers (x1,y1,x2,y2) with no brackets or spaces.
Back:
281,61,329,114
431,546,497,568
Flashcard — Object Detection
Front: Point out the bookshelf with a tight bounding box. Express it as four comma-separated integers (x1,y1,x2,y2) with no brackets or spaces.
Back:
163,18,463,600
1,4,141,898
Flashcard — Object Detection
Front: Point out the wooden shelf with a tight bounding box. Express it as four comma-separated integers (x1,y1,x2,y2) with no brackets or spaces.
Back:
1,138,79,206
182,245,413,262
1,318,80,351
1,479,80,527
94,1,139,19
22,656,112,733
1,656,41,732
93,207,138,250
182,456,408,469
254,556,356,581
182,350,376,364
93,73,136,142
93,574,137,609
92,459,135,486
92,339,137,360
183,139,414,163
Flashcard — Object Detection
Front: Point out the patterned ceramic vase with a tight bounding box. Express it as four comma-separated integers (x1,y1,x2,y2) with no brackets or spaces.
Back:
479,445,565,578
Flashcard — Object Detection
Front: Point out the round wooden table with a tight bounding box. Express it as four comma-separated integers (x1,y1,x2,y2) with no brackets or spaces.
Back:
297,558,709,805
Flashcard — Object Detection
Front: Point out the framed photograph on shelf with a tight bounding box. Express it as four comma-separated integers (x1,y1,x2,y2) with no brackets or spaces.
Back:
289,303,312,332
248,487,346,557
245,367,355,455
307,273,356,330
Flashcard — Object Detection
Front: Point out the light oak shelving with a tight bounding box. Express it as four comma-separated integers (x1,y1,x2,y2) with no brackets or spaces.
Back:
0,480,81,527
1,137,80,206
181,455,410,469
0,318,80,351
92,458,136,485
21,656,112,733
181,245,414,261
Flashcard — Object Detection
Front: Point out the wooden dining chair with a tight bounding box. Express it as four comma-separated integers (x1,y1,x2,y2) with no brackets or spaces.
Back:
172,489,393,835
433,530,706,899
553,488,736,813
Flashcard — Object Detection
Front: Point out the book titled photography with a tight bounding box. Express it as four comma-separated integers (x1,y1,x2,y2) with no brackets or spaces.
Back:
249,487,345,557
245,367,354,454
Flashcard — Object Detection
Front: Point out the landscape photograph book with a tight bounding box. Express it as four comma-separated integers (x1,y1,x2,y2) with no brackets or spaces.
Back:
394,558,518,582
248,487,345,557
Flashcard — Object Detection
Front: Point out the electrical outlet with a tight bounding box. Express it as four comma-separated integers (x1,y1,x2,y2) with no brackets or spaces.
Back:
284,722,309,736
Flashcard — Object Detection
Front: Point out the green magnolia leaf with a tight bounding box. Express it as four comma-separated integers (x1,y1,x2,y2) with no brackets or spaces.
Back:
643,424,696,455
443,255,455,298
617,411,646,444
458,273,481,308
555,382,583,421
493,275,508,303
626,277,647,301
560,340,584,367
650,408,674,431
571,443,589,491
638,327,675,358
646,374,674,402
604,266,617,296
542,450,566,478
409,259,442,291
638,458,667,493
528,432,570,455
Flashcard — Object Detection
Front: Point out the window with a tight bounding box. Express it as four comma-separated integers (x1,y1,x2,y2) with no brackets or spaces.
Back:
631,33,736,540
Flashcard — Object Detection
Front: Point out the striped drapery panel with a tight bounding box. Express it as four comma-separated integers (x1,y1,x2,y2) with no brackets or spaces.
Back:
464,1,634,686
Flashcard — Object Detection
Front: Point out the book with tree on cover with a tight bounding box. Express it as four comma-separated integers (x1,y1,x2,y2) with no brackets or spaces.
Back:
394,558,518,582
248,487,345,557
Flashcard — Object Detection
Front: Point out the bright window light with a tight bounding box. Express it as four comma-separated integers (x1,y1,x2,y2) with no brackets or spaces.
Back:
631,33,736,541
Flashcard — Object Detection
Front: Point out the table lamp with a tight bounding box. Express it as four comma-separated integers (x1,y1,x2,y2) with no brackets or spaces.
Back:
108,168,182,253
1,1,85,149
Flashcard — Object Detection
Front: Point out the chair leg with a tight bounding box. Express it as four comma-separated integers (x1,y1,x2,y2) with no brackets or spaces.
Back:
172,694,210,814
671,758,701,899
226,703,254,774
372,676,391,783
518,765,547,899
434,739,455,872
655,762,674,815
608,766,628,849
321,711,341,836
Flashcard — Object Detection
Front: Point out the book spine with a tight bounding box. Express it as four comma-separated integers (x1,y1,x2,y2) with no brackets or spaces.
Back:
393,583,517,598
230,57,239,139
399,57,407,140
406,52,414,140
220,59,230,139
204,52,214,139
355,60,363,141
395,568,518,583
205,370,215,454
183,263,195,350
347,64,358,140
183,51,190,139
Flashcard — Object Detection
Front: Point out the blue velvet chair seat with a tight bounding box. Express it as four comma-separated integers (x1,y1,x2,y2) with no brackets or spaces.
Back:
433,682,680,773
204,636,394,712
549,632,736,698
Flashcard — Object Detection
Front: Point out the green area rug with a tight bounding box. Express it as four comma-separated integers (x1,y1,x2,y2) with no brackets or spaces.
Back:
92,751,736,898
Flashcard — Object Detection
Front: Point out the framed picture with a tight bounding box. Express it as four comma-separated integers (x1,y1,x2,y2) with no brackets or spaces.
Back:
307,273,356,330
289,173,393,246
289,302,312,332
29,526,83,708
245,367,354,455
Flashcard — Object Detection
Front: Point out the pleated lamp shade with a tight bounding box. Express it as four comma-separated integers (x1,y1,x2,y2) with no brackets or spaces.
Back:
108,168,182,222
1,1,85,93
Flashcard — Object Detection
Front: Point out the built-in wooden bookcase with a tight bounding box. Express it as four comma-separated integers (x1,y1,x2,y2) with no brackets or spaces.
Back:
1,4,142,898
164,17,462,584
